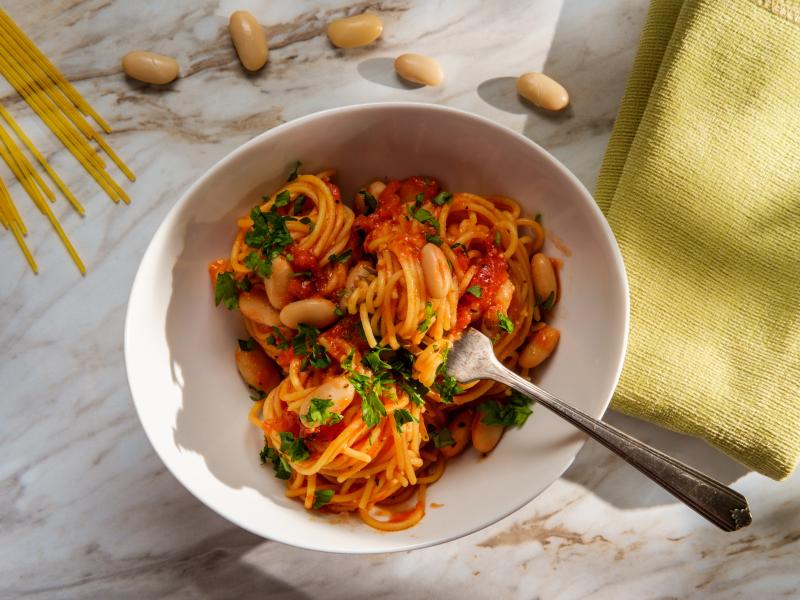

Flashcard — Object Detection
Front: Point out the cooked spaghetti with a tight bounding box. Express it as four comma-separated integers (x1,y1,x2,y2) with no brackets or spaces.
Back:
209,165,562,530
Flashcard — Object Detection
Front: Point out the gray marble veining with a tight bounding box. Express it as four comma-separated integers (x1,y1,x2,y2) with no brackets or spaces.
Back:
1,1,798,598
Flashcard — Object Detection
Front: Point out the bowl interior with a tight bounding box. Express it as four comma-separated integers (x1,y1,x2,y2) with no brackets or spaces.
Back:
125,103,628,553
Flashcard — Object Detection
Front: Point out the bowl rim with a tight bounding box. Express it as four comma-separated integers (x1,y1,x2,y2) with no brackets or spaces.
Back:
124,101,630,553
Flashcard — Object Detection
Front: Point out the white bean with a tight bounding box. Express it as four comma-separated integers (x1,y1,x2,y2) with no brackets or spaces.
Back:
239,289,282,327
516,72,569,111
494,279,514,314
280,297,338,329
519,325,560,369
327,14,383,48
122,51,179,85
264,257,293,309
471,415,504,454
421,243,451,299
531,253,558,308
394,53,443,86
367,180,386,198
299,376,355,422
229,11,268,71
235,345,281,393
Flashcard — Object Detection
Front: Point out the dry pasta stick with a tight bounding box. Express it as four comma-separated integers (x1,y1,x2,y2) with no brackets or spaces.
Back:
0,8,111,133
0,121,54,202
0,178,37,272
0,103,85,215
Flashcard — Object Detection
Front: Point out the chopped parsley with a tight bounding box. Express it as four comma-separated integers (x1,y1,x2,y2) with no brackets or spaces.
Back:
539,291,555,311
393,408,418,433
279,431,310,462
432,191,453,206
292,271,313,278
466,285,482,298
362,190,378,214
266,326,289,350
293,195,307,215
412,208,440,231
244,205,294,277
238,338,255,351
450,242,467,251
329,248,352,264
414,193,424,209
417,301,435,333
249,387,266,401
478,391,533,427
334,306,345,316
497,312,514,333
214,272,249,310
389,348,429,407
431,348,462,403
430,428,456,448
534,213,543,224
273,190,291,207
292,324,331,369
313,489,335,509
260,445,291,479
494,230,502,246
425,233,442,246
342,350,389,428
303,398,344,427
287,160,302,181
363,346,393,372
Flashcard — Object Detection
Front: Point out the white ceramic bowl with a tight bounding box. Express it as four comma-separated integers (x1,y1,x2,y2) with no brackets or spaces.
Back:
125,102,628,553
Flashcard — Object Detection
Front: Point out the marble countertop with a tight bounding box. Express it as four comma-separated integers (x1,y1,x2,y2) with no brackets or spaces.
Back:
1,0,798,598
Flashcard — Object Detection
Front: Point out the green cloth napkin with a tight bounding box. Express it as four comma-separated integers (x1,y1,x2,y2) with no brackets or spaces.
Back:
596,0,800,479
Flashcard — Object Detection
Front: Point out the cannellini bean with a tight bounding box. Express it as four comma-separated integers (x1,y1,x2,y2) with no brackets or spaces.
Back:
494,279,514,314
264,257,293,309
439,409,474,458
235,345,281,392
280,297,338,329
394,53,444,86
239,289,282,327
298,376,355,420
516,72,569,111
531,253,558,308
327,13,383,48
421,243,451,299
229,11,269,71
122,51,179,85
471,415,504,454
519,325,560,369
367,180,386,198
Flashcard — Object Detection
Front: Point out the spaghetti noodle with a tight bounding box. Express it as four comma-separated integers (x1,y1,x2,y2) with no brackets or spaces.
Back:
0,8,134,274
210,167,562,530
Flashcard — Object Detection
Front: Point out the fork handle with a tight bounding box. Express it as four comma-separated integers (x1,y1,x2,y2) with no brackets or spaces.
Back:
488,365,752,531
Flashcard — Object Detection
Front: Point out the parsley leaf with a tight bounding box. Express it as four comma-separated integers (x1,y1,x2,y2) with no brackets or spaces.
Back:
279,432,310,462
214,272,241,310
303,398,344,427
238,338,255,351
288,160,302,181
494,230,502,246
478,391,533,427
274,190,291,207
363,346,392,372
430,428,456,449
534,213,543,224
362,190,377,213
266,326,289,350
466,285,482,298
293,195,307,215
450,242,466,251
417,301,435,333
244,252,271,277
432,191,453,206
432,348,462,403
292,324,331,369
425,233,442,246
389,348,429,407
412,208,439,231
329,248,352,264
497,312,514,333
260,445,291,479
313,489,335,509
414,193,424,209
393,408,418,433
342,350,389,428
244,206,294,274
539,291,555,311
334,306,345,316
249,387,266,401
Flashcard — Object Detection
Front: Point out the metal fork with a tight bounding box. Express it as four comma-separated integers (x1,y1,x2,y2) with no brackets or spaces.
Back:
446,328,752,531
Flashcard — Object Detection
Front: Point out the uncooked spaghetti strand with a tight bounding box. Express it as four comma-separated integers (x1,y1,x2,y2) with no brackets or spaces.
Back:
0,121,55,202
0,9,112,133
0,103,85,215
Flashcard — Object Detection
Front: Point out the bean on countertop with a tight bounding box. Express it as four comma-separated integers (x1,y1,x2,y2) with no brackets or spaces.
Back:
229,10,269,71
516,72,569,111
394,53,444,87
122,51,179,85
327,13,383,48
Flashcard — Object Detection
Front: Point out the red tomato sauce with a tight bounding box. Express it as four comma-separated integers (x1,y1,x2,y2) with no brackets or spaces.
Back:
453,242,509,335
